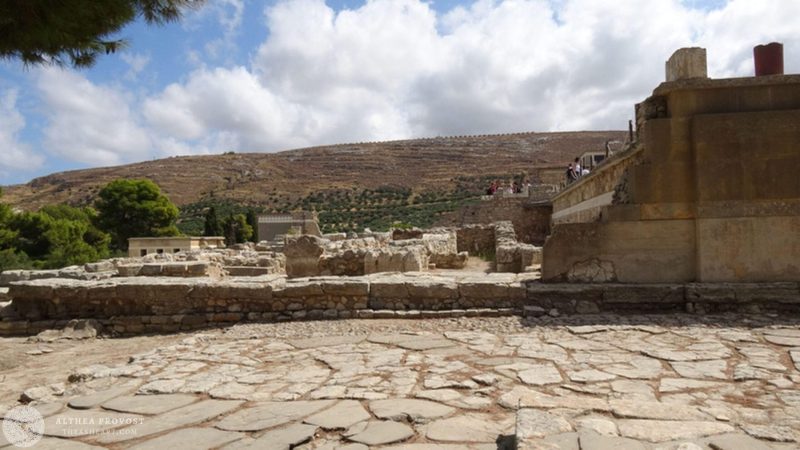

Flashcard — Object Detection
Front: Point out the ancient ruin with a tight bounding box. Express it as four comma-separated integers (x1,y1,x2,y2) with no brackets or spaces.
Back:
544,46,800,283
1,46,799,449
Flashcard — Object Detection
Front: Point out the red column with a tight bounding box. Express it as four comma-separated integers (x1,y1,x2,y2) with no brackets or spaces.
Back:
754,42,784,76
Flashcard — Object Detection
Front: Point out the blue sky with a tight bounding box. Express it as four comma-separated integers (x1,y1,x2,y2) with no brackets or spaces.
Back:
1,0,799,185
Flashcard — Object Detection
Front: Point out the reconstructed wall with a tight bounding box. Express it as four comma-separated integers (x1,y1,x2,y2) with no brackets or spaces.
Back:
544,72,800,283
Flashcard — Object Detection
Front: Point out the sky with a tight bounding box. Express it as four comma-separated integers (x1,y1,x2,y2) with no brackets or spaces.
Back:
1,0,799,185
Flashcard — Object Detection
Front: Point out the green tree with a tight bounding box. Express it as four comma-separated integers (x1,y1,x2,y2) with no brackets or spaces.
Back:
0,188,18,250
39,205,111,261
222,214,252,246
10,211,54,260
0,249,33,271
202,206,223,236
95,179,180,251
0,0,203,68
245,209,258,242
41,219,104,268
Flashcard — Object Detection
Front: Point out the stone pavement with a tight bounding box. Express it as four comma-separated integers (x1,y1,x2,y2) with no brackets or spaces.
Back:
2,315,800,449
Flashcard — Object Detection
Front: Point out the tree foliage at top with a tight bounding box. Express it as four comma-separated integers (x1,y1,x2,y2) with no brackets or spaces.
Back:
0,0,203,68
95,179,180,250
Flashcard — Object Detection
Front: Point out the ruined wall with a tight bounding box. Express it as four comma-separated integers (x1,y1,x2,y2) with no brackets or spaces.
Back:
2,275,798,336
0,274,530,335
456,225,495,255
494,221,542,273
439,198,552,245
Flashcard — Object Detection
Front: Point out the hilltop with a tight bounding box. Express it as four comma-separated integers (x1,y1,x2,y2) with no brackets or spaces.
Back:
3,130,626,232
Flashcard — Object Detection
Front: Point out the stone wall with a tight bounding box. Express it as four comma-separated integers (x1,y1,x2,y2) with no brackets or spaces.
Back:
438,197,552,245
0,273,531,335
456,224,495,255
494,221,542,273
2,275,798,336
285,231,466,276
544,64,800,283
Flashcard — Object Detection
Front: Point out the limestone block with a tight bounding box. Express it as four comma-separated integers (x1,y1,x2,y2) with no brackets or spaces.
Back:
227,283,272,300
284,235,325,278
402,247,428,272
8,280,56,300
665,47,707,82
0,270,31,286
567,259,617,283
321,279,369,297
224,266,274,276
84,261,115,273
406,279,459,299
459,280,509,299
275,280,325,298
370,278,409,298
117,264,143,277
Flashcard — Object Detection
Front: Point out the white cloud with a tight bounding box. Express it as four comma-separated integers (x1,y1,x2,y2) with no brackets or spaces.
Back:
120,52,151,80
38,68,152,166
185,0,246,62
0,89,44,176
29,0,800,171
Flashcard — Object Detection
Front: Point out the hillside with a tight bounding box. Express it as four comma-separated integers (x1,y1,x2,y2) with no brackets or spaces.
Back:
4,131,625,207
3,130,626,232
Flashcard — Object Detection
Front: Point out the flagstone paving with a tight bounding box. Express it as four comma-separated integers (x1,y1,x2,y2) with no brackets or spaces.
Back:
1,314,800,449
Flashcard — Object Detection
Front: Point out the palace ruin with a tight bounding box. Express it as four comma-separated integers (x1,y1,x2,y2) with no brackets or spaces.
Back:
1,45,799,450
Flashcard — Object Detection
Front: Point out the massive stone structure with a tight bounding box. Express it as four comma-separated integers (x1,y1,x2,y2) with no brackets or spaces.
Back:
544,47,800,283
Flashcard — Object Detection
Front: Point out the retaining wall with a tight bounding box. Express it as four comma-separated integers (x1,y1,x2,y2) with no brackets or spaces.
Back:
2,276,799,336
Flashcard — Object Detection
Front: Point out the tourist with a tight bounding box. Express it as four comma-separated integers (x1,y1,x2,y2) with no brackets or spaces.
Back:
574,157,582,178
582,167,590,177
566,163,578,184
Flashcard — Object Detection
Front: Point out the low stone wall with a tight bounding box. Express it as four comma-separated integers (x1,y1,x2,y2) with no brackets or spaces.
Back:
1,273,531,335
2,277,799,336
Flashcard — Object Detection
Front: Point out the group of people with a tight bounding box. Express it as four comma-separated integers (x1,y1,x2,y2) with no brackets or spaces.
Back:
566,157,590,184
486,180,530,196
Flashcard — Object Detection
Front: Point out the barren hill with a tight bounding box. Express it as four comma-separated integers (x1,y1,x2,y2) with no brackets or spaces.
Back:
3,130,626,211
